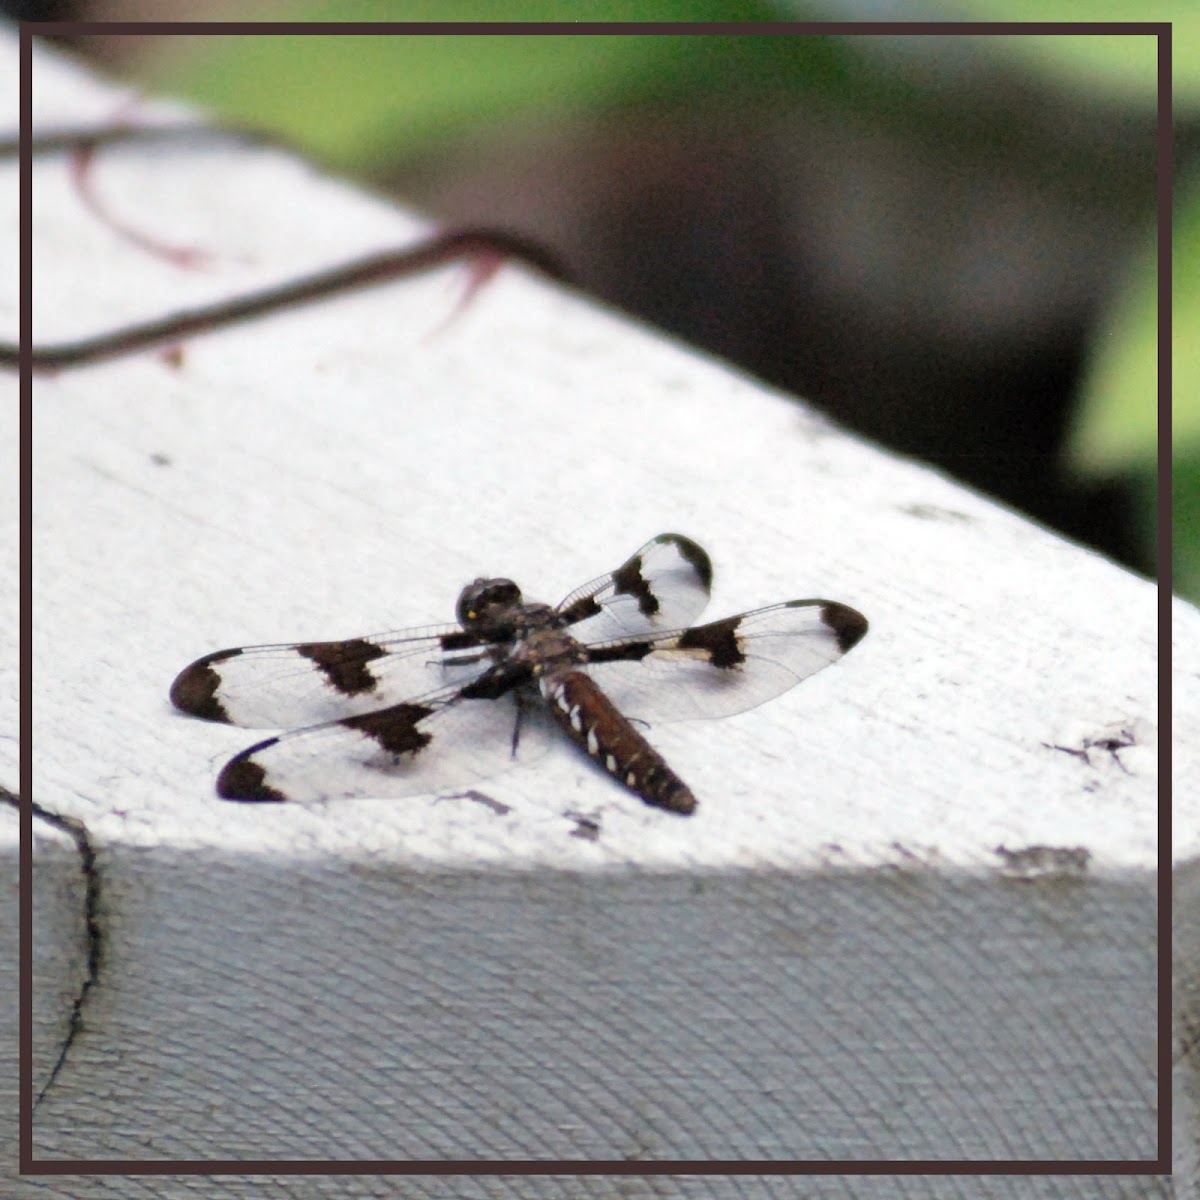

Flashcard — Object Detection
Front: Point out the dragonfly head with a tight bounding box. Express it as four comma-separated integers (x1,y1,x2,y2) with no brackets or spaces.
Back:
457,577,524,631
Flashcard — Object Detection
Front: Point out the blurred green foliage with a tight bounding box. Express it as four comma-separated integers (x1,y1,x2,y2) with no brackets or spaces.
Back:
148,2,854,168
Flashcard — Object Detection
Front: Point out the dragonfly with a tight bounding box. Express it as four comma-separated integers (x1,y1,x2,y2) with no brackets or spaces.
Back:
169,534,867,815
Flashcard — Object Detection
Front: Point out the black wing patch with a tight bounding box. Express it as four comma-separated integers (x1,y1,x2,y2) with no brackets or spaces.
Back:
214,691,557,804
554,532,713,641
169,624,492,730
580,600,868,725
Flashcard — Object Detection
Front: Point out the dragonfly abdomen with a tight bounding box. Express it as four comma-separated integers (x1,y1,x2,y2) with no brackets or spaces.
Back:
540,670,697,815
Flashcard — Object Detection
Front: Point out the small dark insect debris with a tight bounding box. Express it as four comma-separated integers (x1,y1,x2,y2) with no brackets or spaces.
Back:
566,810,603,841
897,503,972,523
1043,723,1139,774
995,844,1091,881
439,789,512,816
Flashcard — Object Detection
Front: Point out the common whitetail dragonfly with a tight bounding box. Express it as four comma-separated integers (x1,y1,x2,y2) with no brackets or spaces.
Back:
170,534,868,815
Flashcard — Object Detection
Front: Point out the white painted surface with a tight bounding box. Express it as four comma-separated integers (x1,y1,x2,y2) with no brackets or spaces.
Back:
4,32,1184,1188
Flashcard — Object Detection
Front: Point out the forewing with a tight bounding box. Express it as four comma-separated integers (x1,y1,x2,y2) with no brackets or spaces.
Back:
170,623,496,729
555,532,714,642
581,600,868,724
215,688,557,803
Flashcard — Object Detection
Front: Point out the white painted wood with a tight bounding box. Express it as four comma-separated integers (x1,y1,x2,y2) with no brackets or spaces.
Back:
5,33,1184,1189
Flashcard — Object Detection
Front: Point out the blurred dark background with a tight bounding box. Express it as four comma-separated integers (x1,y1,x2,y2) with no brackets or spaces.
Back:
14,6,1185,594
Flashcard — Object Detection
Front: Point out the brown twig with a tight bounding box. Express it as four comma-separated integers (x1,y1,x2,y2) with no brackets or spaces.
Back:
0,121,281,160
4,228,568,372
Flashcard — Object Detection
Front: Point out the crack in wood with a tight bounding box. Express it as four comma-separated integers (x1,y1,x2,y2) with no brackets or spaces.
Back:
4,786,104,1108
